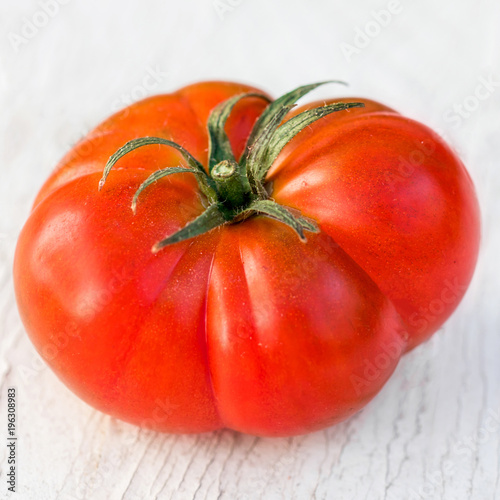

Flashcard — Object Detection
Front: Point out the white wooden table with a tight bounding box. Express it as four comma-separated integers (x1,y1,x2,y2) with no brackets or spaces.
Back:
1,0,499,498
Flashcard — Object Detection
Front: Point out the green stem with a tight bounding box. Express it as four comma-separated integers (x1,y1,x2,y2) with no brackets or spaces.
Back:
211,160,253,219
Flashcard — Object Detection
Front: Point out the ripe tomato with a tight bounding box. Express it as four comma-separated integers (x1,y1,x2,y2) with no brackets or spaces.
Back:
14,81,480,436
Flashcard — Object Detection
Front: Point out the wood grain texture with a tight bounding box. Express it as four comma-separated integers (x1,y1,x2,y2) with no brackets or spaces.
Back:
1,0,499,498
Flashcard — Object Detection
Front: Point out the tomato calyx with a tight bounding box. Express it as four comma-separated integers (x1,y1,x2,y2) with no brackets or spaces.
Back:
99,81,364,252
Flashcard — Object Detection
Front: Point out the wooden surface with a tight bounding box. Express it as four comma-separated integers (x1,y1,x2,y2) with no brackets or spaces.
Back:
1,0,499,498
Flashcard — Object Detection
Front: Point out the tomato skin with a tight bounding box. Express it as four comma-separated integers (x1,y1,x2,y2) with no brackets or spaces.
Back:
271,101,480,350
14,82,480,436
207,219,405,435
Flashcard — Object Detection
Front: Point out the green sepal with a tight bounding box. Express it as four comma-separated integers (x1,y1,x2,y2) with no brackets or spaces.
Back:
243,199,319,242
254,101,364,182
152,203,226,252
131,167,199,214
241,80,345,169
295,215,319,233
245,104,295,195
99,136,217,202
207,92,271,172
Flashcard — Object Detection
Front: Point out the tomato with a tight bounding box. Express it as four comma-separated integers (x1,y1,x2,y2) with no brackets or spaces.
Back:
13,81,480,437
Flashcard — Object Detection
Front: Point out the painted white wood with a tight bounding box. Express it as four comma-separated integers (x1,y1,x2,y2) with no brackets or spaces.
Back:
1,0,499,498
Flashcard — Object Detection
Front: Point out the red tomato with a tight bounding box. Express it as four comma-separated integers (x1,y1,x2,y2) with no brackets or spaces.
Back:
14,81,480,436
